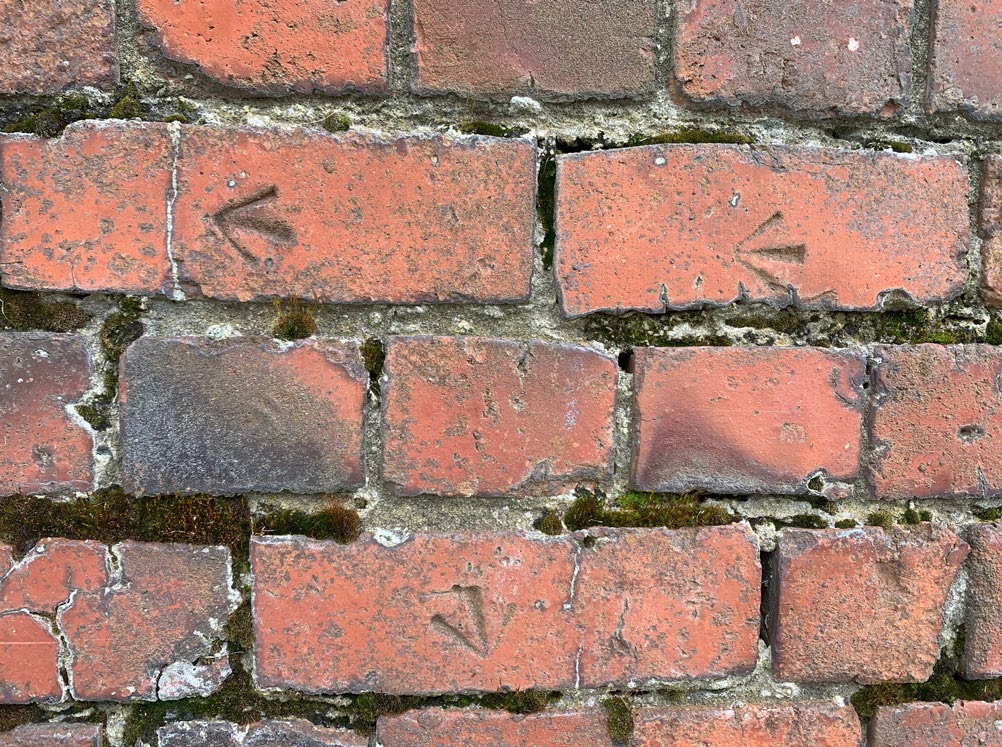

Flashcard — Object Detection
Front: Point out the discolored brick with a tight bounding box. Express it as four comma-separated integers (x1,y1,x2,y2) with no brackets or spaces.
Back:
674,0,913,116
411,0,655,100
251,526,759,693
979,156,1002,307
870,345,1002,500
376,709,612,746
0,0,117,94
172,127,535,304
0,122,173,295
555,145,968,316
0,612,61,704
631,347,866,496
119,337,366,496
58,542,235,701
0,723,103,746
381,337,616,497
157,720,367,747
633,703,862,746
0,539,108,613
929,0,1002,118
134,0,388,95
771,526,968,683
961,524,1002,679
870,701,1002,745
0,333,93,496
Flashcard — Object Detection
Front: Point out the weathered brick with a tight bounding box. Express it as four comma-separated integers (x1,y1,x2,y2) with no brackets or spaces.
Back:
120,337,365,496
633,703,862,746
771,526,968,683
0,539,107,613
961,524,1002,679
631,347,865,496
251,526,759,694
376,709,612,746
0,122,173,295
555,145,968,316
157,720,367,747
411,0,655,99
58,541,235,701
929,0,1002,118
870,345,1002,500
0,724,103,746
871,701,1002,745
0,0,117,94
0,333,93,495
381,337,616,497
673,0,912,116
134,0,388,94
172,127,534,303
979,156,1002,307
0,612,61,703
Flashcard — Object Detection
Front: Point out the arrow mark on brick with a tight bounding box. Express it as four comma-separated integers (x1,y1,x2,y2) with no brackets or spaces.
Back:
212,185,296,262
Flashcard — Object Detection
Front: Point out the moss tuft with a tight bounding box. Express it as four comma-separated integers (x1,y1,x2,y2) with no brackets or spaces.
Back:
2,95,95,137
322,113,351,133
223,599,254,656
866,511,895,530
851,665,1002,719
976,506,1002,521
537,150,557,271
902,508,933,525
563,489,606,531
458,121,527,138
0,289,91,332
776,514,829,529
255,498,361,544
0,705,46,733
987,317,1002,346
627,128,754,146
480,689,555,714
603,696,634,744
534,510,564,536
360,338,386,394
834,519,858,529
272,298,317,341
564,488,734,532
108,82,144,120
163,114,189,124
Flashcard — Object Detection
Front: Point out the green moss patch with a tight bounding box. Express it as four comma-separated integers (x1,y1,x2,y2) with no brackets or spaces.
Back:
322,113,351,133
534,510,564,536
563,488,733,532
537,150,557,271
254,500,361,545
272,298,317,341
458,121,528,138
0,289,91,333
602,695,634,744
627,128,754,146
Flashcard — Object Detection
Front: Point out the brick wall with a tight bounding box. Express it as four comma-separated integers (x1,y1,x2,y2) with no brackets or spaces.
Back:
2,0,1002,745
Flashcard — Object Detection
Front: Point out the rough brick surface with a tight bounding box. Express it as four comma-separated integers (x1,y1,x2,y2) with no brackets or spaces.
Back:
961,524,1002,679
0,724,103,746
929,0,1002,118
871,701,1002,745
0,333,93,496
135,0,388,94
382,337,617,497
0,122,173,295
120,337,366,496
771,526,969,683
870,345,1002,500
555,145,968,316
251,526,759,693
674,0,912,116
59,541,234,701
0,0,117,94
0,612,61,703
0,539,107,613
157,720,367,746
173,127,535,303
631,347,865,496
980,156,1002,306
376,709,612,746
411,0,655,100
633,703,862,746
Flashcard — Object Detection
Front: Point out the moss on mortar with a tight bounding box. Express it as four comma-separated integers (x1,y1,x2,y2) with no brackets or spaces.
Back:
0,289,91,332
458,121,528,138
534,510,564,536
563,488,734,532
322,112,351,133
255,498,361,545
272,298,317,341
603,695,634,744
537,150,558,271
627,128,754,146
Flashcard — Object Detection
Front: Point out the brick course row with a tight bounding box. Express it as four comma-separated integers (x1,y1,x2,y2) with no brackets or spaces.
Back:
8,0,1002,119
4,123,997,310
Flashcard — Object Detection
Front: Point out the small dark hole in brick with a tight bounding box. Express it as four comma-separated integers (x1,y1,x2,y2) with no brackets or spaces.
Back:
958,424,986,442
617,350,634,373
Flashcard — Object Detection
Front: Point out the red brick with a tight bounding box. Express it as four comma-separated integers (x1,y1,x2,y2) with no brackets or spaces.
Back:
633,703,862,746
381,337,616,497
872,701,1002,745
411,0,655,99
929,0,1002,118
251,526,759,694
0,724,102,746
134,0,388,94
632,347,865,496
0,333,93,495
673,0,912,116
771,526,968,683
0,0,117,94
0,612,61,704
961,524,1002,679
0,122,173,295
870,345,1002,500
979,156,1002,307
157,720,367,747
172,127,534,303
0,539,107,613
120,337,365,496
376,709,612,746
58,541,235,701
555,145,968,316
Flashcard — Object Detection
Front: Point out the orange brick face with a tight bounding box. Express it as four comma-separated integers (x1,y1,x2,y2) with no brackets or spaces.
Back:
961,524,1002,679
376,709,612,746
871,701,1002,745
929,0,1002,118
134,0,389,94
555,145,968,316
